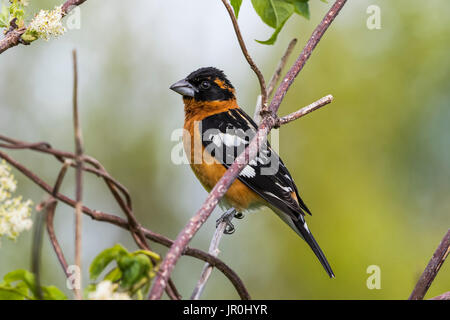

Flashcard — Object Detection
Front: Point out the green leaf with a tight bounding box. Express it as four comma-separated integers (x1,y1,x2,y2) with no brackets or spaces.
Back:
41,286,67,300
133,249,160,263
256,17,288,45
9,1,25,28
118,254,151,289
230,0,243,18
0,285,30,300
0,3,10,28
89,244,128,280
3,269,36,294
272,0,295,26
252,0,294,45
1,269,65,300
251,0,277,28
290,0,310,19
21,30,38,43
104,267,122,282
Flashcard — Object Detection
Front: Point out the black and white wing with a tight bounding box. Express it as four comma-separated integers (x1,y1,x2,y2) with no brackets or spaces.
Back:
200,108,311,219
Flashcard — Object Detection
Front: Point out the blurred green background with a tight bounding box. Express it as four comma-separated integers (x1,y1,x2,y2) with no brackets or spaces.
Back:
0,0,449,299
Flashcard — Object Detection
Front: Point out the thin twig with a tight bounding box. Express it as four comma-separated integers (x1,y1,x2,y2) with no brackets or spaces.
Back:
32,160,71,300
73,52,179,299
430,291,450,300
276,94,333,127
254,39,298,124
148,0,346,300
31,206,47,300
72,49,83,300
190,216,230,300
61,0,88,14
0,147,249,298
0,137,179,300
43,160,72,279
268,0,347,115
267,38,298,98
46,202,69,277
221,0,267,111
409,229,450,300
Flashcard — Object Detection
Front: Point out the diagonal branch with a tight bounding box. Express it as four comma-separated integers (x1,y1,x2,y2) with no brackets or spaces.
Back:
430,291,450,300
32,159,71,300
39,161,72,281
268,0,346,115
0,139,181,298
409,229,450,300
148,0,347,299
190,213,231,300
254,38,298,124
0,146,250,299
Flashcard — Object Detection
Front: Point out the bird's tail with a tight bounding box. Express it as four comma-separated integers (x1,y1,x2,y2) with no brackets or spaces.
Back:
292,217,335,278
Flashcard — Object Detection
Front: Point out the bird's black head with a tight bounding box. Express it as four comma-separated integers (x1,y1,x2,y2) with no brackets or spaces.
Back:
170,67,235,102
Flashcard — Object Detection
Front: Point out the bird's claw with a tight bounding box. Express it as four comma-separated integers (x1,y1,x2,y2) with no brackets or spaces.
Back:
234,212,244,219
216,208,243,235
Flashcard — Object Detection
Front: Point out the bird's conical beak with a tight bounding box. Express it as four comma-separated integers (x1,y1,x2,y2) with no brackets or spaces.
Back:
170,79,197,97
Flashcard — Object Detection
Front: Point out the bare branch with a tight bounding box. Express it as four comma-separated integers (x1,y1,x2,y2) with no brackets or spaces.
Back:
43,161,72,276
269,0,347,116
430,291,450,300
0,0,87,54
254,38,298,124
148,0,346,300
32,160,71,299
190,214,231,300
221,0,267,111
72,49,83,300
277,94,333,126
61,0,88,14
267,39,298,98
409,229,450,300
31,205,48,300
46,202,70,277
0,146,250,299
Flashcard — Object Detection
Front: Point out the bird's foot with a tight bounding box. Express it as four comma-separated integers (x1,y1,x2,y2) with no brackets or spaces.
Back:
216,208,243,235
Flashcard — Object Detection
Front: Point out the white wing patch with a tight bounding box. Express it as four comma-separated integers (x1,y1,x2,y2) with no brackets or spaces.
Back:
275,182,292,193
303,221,310,232
263,191,282,200
209,132,248,148
240,165,256,178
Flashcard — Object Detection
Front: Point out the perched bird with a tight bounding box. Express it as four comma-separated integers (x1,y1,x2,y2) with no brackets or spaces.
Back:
170,67,334,278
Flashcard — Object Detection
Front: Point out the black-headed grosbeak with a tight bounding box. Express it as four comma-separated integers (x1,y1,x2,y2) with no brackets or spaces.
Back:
170,67,334,278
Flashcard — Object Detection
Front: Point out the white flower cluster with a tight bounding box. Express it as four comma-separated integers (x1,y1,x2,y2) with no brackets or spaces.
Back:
88,281,132,300
0,161,33,245
27,5,65,41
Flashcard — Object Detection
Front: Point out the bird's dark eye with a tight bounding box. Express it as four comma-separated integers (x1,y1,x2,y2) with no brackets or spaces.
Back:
200,81,211,90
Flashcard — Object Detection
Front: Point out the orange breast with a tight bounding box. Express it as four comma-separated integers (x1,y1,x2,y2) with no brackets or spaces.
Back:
183,109,261,212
